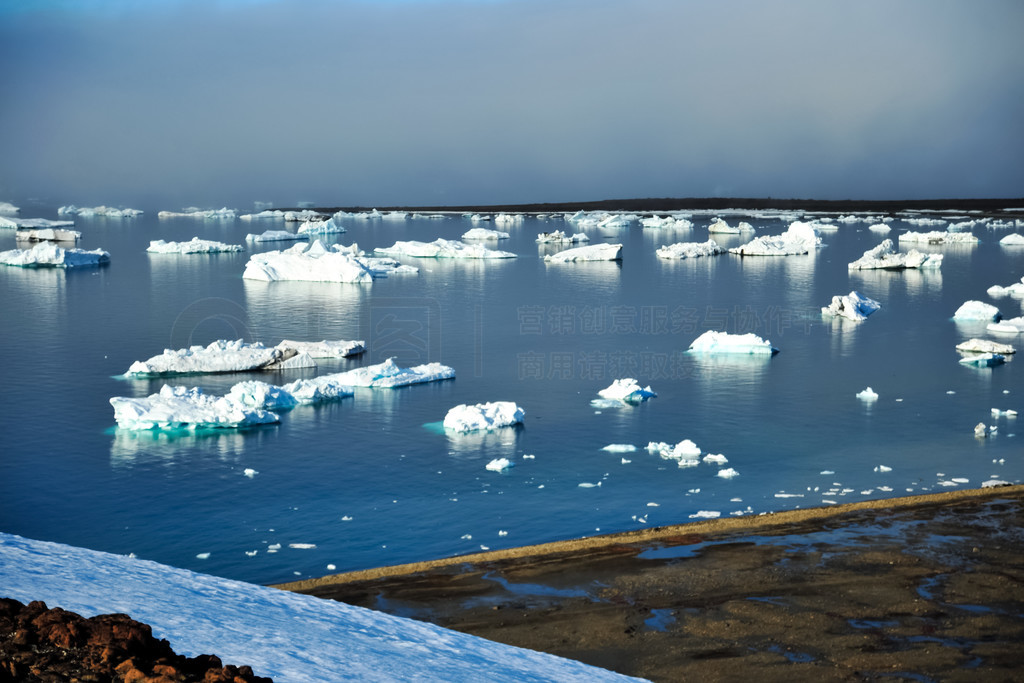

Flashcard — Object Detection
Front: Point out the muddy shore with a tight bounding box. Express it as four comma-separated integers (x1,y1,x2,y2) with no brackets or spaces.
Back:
279,486,1024,681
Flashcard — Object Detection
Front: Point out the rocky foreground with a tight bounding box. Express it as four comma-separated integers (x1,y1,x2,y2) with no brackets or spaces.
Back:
0,599,271,683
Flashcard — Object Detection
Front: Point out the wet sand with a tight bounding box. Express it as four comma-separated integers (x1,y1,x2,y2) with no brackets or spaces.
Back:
278,486,1024,681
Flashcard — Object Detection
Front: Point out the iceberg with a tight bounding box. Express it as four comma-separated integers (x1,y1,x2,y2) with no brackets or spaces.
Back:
245,229,307,243
243,240,385,283
688,330,778,355
868,223,892,233
987,317,1024,335
462,227,510,240
959,353,1005,368
728,221,820,256
297,357,455,389
296,218,346,235
856,387,879,401
110,385,280,431
847,239,943,270
544,243,622,262
596,379,656,404
955,339,1016,355
898,231,979,245
952,300,1001,322
821,291,881,322
536,230,589,244
494,213,523,225
443,401,525,432
239,209,286,220
225,381,300,411
57,205,142,218
283,210,325,222
707,218,752,234
485,457,514,472
375,238,515,259
158,208,236,220
986,276,1024,299
655,239,723,260
1000,233,1024,246
276,339,365,358
123,339,328,377
641,215,693,229
0,242,109,268
0,217,76,230
146,237,243,254
15,227,81,242
646,440,701,467
0,201,18,213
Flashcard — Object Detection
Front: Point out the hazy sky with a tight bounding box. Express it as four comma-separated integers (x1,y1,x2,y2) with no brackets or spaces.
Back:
1,0,1022,209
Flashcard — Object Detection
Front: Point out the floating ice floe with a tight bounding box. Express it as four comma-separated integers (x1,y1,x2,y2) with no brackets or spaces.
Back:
641,215,693,229
655,239,723,260
821,291,881,322
959,353,1005,368
848,239,943,270
974,422,989,438
536,230,589,244
110,385,280,431
15,228,81,242
158,208,236,220
728,221,820,256
462,227,510,240
953,300,1001,322
868,223,891,233
565,211,635,229
0,201,19,214
245,230,307,243
856,387,879,401
1000,233,1024,246
284,210,325,222
596,378,657,404
303,357,455,389
601,444,637,453
58,205,142,218
646,440,702,467
898,231,979,245
707,218,753,234
375,238,515,259
716,468,739,479
0,242,109,268
986,276,1024,298
276,339,365,358
146,238,243,254
956,339,1016,355
239,209,286,220
0,216,76,230
991,408,1018,418
297,218,346,235
544,243,622,262
689,511,721,519
244,240,413,282
485,458,513,472
123,339,362,377
688,330,778,355
443,401,525,432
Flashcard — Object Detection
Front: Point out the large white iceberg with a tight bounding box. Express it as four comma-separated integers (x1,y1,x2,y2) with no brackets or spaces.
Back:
58,205,142,218
158,208,236,220
956,339,1016,355
848,239,943,270
953,300,1001,322
462,227,510,240
688,330,778,355
544,243,622,262
655,239,723,260
375,238,515,259
121,339,357,376
146,237,243,254
243,240,407,283
999,233,1024,246
641,215,693,229
443,401,525,432
707,218,753,234
728,221,820,256
0,242,109,268
536,230,589,244
898,231,979,245
245,229,307,243
15,228,81,242
110,385,280,431
597,379,656,404
821,291,881,322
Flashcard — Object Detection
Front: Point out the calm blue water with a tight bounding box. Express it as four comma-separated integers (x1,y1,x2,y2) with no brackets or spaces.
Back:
1,203,1020,585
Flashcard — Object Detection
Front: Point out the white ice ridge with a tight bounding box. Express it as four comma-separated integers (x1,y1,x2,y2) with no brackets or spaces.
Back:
898,231,980,245
297,218,347,235
0,216,76,230
641,215,693,229
462,227,510,240
0,533,635,683
707,218,753,234
688,330,778,355
956,339,1016,355
536,230,589,243
987,276,1024,298
856,387,879,401
821,291,881,322
286,357,455,392
655,239,723,260
158,208,236,220
375,238,515,259
123,339,364,376
1000,233,1024,246
952,300,1001,322
0,242,109,268
15,228,81,242
544,243,622,262
245,229,307,243
146,238,243,254
110,385,280,431
443,401,525,432
597,378,657,403
728,221,820,256
57,205,143,217
847,239,943,270
959,353,1005,368
244,240,415,282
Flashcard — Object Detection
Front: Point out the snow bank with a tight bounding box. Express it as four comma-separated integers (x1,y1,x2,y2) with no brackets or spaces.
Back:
597,379,656,403
376,238,515,259
655,239,723,260
462,227,510,240
443,401,525,432
0,533,634,683
952,300,1001,322
687,330,778,355
0,242,109,268
898,231,979,245
15,228,81,242
245,230,307,243
146,238,243,254
544,243,622,262
821,291,881,322
243,240,384,283
847,239,943,270
728,222,820,256
110,385,280,431
536,230,589,244
956,339,1016,355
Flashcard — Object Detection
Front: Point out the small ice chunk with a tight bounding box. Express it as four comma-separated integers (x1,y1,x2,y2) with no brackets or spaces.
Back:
544,243,622,262
485,458,513,472
243,468,258,478
646,440,701,465
999,233,1024,245
956,339,1015,355
0,242,110,269
702,453,728,465
953,300,1001,322
597,378,656,403
577,481,602,488
822,291,881,322
729,221,820,256
974,422,988,437
146,237,243,254
873,465,892,473
196,553,210,560
716,468,740,479
289,543,317,549
958,353,1005,367
376,238,515,259
857,387,879,401
847,239,942,270
687,330,777,355
689,510,721,519
109,385,280,431
462,227,510,240
601,444,637,453
443,401,524,432
655,239,723,260
245,230,307,243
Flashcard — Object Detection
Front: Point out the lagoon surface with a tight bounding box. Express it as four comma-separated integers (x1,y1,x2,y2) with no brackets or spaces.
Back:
1,202,1021,585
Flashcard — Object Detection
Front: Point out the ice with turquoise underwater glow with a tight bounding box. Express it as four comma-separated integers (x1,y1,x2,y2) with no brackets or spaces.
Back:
0,202,1021,585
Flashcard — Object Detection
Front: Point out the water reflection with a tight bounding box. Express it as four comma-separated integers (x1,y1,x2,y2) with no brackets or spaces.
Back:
242,278,368,342
849,267,943,299
686,352,771,390
109,426,252,467
444,425,522,458
732,253,817,307
542,260,623,296
824,315,864,357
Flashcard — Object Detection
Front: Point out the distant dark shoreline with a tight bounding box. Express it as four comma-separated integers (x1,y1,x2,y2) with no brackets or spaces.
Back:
305,196,1024,216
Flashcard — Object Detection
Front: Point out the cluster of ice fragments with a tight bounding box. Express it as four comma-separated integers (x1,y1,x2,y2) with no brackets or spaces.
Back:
146,238,243,254
822,291,881,322
655,239,723,260
245,230,308,243
297,218,347,235
641,215,693,229
645,440,737,477
375,238,515,259
688,330,778,355
848,239,943,270
0,242,109,268
443,402,525,432
110,385,280,431
544,243,622,262
0,216,75,230
707,218,753,234
244,240,416,282
462,227,510,240
535,230,589,244
123,339,365,376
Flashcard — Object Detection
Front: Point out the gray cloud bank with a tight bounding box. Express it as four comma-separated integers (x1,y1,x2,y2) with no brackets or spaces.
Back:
1,0,1022,210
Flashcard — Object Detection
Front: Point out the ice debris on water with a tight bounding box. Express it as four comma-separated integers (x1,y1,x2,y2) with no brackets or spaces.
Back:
729,221,820,256
596,378,656,404
601,444,637,453
443,402,525,432
956,339,1016,355
146,238,243,254
485,458,513,472
688,330,778,355
0,242,110,268
716,468,740,479
689,510,721,519
821,291,881,322
953,300,1001,322
376,238,515,259
857,387,879,401
544,243,622,262
655,239,723,260
847,239,942,270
